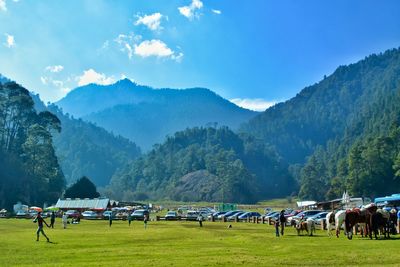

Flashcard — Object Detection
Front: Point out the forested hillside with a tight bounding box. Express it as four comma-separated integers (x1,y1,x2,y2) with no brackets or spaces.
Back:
107,127,295,203
0,82,64,209
56,79,257,150
242,48,400,200
242,48,400,165
30,94,141,186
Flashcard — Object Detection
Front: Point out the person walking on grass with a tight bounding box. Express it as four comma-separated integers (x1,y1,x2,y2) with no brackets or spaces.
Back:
33,212,50,242
143,213,148,229
279,210,286,236
109,212,113,227
62,212,68,229
197,213,203,227
275,220,280,237
128,213,132,227
49,211,56,228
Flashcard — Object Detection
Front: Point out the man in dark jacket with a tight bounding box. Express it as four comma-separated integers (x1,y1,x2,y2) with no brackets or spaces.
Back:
279,210,286,236
33,212,50,242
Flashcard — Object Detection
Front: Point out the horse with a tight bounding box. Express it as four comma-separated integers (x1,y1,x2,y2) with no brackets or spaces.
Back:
344,208,367,240
326,211,336,236
370,208,390,240
296,218,316,236
334,210,346,238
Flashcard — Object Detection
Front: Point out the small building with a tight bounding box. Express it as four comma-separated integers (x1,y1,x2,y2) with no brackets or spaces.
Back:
55,198,110,212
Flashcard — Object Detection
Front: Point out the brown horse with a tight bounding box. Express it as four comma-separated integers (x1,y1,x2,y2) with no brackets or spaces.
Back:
345,205,378,240
344,208,367,239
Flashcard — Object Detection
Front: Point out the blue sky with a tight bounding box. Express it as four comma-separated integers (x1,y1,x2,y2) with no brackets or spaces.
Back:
1,0,400,110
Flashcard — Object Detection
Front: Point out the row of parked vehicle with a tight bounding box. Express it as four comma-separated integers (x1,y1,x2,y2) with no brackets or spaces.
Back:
264,209,328,226
45,209,151,221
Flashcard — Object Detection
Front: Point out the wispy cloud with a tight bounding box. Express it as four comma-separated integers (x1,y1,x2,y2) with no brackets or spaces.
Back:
40,76,71,94
135,12,164,31
0,0,6,11
76,69,115,87
178,0,203,20
134,39,183,62
45,65,64,73
114,33,141,59
230,98,277,112
212,9,221,15
4,34,15,48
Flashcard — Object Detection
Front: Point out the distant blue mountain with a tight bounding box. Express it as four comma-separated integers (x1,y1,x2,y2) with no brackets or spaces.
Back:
56,79,258,150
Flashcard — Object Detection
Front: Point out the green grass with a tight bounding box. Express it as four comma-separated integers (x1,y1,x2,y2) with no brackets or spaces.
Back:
0,219,399,266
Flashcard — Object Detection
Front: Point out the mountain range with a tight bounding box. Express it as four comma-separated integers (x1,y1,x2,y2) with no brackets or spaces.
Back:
2,47,400,204
56,79,258,150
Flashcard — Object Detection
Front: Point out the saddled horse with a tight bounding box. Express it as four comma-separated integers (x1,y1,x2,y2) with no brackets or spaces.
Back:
296,218,316,236
370,208,391,240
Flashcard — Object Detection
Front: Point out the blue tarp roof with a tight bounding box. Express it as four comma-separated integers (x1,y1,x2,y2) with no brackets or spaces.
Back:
374,194,400,204
55,198,110,210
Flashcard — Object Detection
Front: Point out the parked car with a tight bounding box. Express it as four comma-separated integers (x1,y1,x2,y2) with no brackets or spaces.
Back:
131,209,149,221
103,210,116,219
218,210,243,220
82,210,98,220
208,211,226,220
15,210,29,218
308,212,329,225
115,212,129,220
165,211,180,221
264,211,279,219
238,212,262,220
65,210,80,218
186,210,200,221
288,210,324,226
227,211,246,221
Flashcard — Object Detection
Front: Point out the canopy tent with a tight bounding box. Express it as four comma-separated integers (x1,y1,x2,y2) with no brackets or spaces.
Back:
29,206,43,212
55,198,110,211
374,194,400,206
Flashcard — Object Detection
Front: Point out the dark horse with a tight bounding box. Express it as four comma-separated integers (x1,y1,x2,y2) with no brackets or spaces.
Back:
370,210,390,239
345,205,377,240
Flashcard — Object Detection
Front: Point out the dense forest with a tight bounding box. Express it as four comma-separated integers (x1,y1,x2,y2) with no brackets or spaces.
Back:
243,48,400,200
56,79,257,150
31,94,141,186
0,82,65,209
106,127,295,203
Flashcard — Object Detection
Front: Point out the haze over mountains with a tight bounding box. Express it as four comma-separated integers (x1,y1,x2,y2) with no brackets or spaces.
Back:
56,79,258,150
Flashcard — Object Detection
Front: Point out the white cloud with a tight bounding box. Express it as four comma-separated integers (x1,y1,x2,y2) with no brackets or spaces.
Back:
212,9,221,15
76,69,115,87
114,33,141,59
135,13,163,31
178,0,203,20
0,0,6,11
134,40,183,62
45,65,64,73
230,98,277,112
4,34,15,48
134,39,173,58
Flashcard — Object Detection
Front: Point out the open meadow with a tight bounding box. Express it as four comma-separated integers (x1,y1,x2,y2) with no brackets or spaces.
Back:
0,219,399,266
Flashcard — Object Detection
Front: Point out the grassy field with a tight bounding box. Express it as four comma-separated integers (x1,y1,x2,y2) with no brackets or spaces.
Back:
0,219,399,266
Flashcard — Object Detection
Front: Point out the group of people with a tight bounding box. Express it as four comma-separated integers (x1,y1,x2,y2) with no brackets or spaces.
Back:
33,211,79,242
